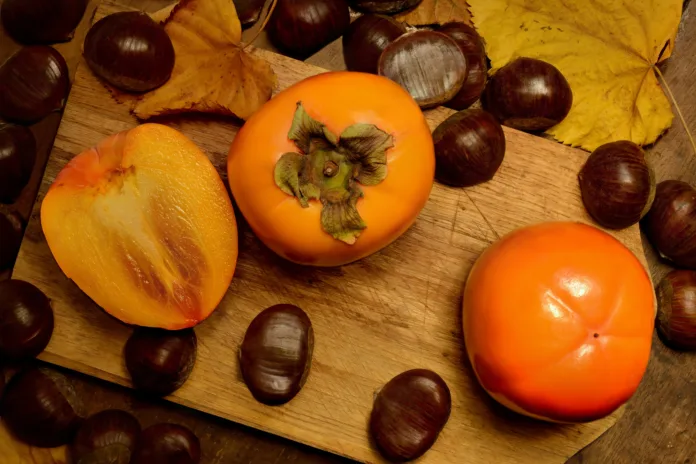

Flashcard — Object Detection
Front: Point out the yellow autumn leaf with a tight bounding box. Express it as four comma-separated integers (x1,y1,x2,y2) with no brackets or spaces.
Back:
469,0,683,151
134,0,276,120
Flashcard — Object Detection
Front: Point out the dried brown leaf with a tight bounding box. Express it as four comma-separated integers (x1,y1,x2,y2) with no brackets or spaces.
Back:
396,0,472,26
134,0,276,120
149,2,177,23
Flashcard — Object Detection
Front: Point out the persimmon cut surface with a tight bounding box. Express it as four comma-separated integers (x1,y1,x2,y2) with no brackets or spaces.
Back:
41,124,238,329
463,222,654,423
228,71,434,267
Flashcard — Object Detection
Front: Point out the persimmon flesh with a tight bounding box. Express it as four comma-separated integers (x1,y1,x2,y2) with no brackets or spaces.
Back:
463,222,654,423
41,124,238,329
228,71,434,266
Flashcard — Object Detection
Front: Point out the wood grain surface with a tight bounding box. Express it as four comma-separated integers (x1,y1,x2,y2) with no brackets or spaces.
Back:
0,420,66,464
7,2,652,463
2,0,694,463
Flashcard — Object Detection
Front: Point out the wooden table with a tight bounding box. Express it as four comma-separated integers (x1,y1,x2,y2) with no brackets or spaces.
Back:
1,1,694,463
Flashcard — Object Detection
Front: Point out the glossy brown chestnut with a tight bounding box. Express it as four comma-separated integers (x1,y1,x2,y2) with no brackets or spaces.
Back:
433,109,506,187
370,369,451,462
0,124,37,204
439,22,487,110
1,0,88,44
349,0,422,14
124,328,197,396
130,423,201,464
0,46,70,123
0,279,54,361
268,0,351,59
643,180,696,269
84,12,175,93
235,0,267,28
0,212,23,272
578,141,655,230
0,368,84,447
482,57,572,132
343,14,407,74
656,270,696,351
240,304,314,405
70,409,141,464
378,31,468,109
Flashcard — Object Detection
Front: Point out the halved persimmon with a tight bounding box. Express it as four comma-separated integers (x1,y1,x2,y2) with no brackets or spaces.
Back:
41,124,238,329
227,71,434,266
463,222,654,423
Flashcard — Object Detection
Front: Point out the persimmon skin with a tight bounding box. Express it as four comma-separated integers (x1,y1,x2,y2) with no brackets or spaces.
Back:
463,222,654,423
227,71,435,266
41,124,238,329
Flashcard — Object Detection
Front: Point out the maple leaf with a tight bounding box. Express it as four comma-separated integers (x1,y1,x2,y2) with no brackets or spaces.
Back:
134,0,276,121
396,0,472,26
468,0,683,151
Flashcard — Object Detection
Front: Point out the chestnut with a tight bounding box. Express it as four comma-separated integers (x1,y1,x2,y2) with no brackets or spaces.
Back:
0,279,54,361
378,30,468,109
124,328,197,396
643,180,696,269
235,0,267,28
0,46,70,123
0,368,84,447
131,423,201,464
578,141,655,229
1,0,88,44
240,304,314,405
343,14,407,74
439,22,488,110
70,409,141,464
349,0,422,14
482,57,573,132
433,109,506,187
656,270,696,351
0,124,37,204
268,0,351,60
84,12,175,93
0,212,23,272
370,369,451,462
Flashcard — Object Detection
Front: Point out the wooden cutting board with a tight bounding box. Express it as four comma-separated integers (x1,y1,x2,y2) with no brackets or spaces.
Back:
13,1,648,463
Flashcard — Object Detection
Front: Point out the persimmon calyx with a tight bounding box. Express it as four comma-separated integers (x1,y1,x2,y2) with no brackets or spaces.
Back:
274,102,393,245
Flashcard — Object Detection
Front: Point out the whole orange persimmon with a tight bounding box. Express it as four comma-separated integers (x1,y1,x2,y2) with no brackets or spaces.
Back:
463,222,655,423
227,72,434,266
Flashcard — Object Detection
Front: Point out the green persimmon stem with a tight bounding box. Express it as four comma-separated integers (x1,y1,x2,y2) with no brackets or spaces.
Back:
274,102,393,244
